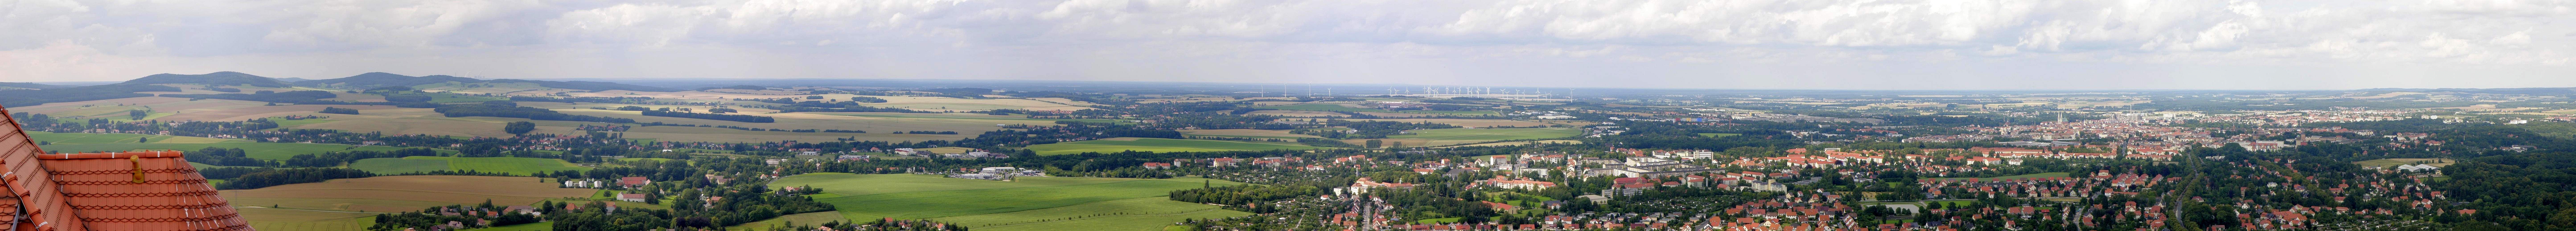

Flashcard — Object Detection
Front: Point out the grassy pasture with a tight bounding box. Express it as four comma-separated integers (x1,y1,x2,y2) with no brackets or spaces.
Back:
1349,118,1558,127
773,173,1138,196
1397,110,1496,115
1023,138,1326,155
1342,127,1579,147
1245,110,1349,117
351,156,585,175
25,131,233,144
237,208,377,231
1435,140,1582,148
726,212,847,231
30,133,422,160
1178,129,1321,139
963,197,1254,231
621,126,969,143
1254,103,1390,112
794,174,1251,227
1392,128,1577,141
220,175,598,213
346,157,455,174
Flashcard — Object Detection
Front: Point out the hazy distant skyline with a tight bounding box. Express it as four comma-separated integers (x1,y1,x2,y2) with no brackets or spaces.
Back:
4,0,2573,90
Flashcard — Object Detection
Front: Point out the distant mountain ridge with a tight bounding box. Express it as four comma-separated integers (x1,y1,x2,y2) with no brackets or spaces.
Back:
117,71,293,87
0,82,64,89
300,72,482,88
298,72,679,92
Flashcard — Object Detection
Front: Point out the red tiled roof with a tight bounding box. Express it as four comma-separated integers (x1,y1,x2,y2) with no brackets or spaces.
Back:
3,106,248,231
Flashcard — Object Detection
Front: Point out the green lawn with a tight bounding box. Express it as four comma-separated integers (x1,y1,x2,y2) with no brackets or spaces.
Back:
271,118,336,129
727,212,845,230
813,112,1125,124
770,173,1142,196
1932,172,2071,181
977,208,1250,231
933,197,1225,227
35,140,424,160
1387,128,1578,141
1180,134,1313,140
348,157,452,174
347,156,587,175
1254,103,1390,112
818,179,1242,221
1697,133,1743,138
25,131,236,144
1024,138,1327,155
790,174,1252,228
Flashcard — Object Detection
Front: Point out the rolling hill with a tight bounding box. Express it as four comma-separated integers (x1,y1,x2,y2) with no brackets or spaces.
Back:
118,71,294,87
298,72,680,92
0,82,65,90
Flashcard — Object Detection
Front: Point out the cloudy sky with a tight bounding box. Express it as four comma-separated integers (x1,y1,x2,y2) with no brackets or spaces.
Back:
3,0,2573,89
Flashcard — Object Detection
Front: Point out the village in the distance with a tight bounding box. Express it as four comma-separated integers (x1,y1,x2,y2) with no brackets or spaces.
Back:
1,72,2570,231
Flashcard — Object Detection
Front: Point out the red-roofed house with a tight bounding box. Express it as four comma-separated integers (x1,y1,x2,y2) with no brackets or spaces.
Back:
1,106,253,230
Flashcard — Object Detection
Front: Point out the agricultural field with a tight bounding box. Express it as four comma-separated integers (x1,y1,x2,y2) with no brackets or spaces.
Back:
1436,140,1581,148
292,109,584,137
1351,112,1441,118
726,212,847,230
843,96,1098,112
222,176,599,230
621,126,969,143
951,197,1251,231
2353,158,2457,168
1347,118,1559,127
1396,110,1496,115
772,173,1251,230
235,207,377,231
1178,129,1322,139
1253,103,1389,112
349,156,588,175
28,131,422,160
1022,138,1328,155
1342,127,1577,147
13,96,397,122
1245,110,1350,118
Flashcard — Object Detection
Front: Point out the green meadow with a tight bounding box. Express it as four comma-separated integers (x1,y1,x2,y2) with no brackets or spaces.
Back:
29,131,425,160
1022,138,1327,155
771,174,1252,230
1253,103,1390,112
1387,128,1578,141
349,156,588,175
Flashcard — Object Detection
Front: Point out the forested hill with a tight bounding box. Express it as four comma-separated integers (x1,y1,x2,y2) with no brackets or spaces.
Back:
0,82,64,89
298,72,681,92
117,71,293,87
300,72,481,88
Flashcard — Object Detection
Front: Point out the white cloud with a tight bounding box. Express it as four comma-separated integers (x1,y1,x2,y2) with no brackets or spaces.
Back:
0,0,2572,89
